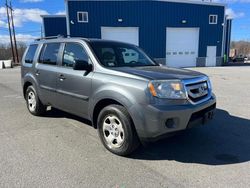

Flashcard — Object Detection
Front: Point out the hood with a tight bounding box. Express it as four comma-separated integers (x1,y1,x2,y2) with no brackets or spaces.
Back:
111,66,206,80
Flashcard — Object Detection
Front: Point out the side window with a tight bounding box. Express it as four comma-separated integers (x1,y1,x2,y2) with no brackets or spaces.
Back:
101,48,116,67
39,43,60,65
63,43,88,68
24,44,38,64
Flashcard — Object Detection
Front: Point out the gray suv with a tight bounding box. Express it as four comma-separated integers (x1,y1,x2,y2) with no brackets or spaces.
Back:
21,37,216,156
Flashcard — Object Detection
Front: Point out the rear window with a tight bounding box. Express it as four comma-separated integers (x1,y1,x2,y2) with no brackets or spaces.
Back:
24,44,38,64
39,43,60,65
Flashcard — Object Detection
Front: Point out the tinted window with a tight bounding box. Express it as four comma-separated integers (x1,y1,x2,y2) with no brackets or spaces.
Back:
24,44,38,64
63,43,88,68
39,43,60,65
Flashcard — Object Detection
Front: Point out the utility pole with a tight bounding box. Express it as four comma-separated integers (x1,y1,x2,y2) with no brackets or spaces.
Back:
9,1,19,64
6,0,15,64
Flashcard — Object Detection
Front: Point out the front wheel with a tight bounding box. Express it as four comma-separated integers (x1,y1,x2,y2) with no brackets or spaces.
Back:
97,105,140,156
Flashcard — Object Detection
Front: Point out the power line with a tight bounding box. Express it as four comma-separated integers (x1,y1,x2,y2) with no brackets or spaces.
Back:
16,30,41,34
0,28,41,33
0,29,9,33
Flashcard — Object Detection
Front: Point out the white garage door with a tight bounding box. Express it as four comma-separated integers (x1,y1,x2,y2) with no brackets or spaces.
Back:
101,27,139,46
166,28,199,67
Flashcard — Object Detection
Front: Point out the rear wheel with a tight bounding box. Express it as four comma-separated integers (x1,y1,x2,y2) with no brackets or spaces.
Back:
25,85,46,116
97,104,140,156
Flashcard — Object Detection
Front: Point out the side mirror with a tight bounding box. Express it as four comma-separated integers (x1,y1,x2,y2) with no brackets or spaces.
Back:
73,60,93,72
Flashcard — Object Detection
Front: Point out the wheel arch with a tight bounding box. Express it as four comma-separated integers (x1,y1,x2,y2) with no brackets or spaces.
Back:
92,98,125,129
22,73,39,99
23,81,33,99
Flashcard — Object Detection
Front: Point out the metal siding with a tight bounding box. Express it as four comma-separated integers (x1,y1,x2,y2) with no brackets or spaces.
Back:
68,1,225,58
225,19,232,59
44,17,67,37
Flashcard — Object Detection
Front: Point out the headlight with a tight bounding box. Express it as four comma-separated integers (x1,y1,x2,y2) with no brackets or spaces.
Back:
207,78,212,91
148,80,187,99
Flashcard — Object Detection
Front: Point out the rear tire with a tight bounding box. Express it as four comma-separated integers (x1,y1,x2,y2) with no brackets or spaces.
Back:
97,104,140,156
25,85,46,116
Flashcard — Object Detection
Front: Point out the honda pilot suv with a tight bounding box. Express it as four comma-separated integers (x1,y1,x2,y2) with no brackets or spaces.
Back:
21,37,216,156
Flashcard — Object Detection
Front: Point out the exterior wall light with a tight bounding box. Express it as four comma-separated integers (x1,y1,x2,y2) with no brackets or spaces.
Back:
182,20,187,24
118,18,123,22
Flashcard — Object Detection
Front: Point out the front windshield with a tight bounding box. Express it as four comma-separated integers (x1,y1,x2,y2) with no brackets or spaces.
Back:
89,41,158,67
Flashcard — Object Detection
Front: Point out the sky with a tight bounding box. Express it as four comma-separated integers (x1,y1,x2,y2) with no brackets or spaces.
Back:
0,0,249,43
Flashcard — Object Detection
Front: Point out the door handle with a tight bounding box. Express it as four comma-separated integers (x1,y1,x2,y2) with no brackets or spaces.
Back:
59,74,66,81
35,71,40,76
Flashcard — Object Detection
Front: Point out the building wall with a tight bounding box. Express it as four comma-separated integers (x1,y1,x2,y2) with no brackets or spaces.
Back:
67,0,225,59
225,19,232,61
43,16,67,37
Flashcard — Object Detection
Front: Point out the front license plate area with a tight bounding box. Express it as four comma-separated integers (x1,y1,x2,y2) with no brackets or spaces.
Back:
202,110,214,124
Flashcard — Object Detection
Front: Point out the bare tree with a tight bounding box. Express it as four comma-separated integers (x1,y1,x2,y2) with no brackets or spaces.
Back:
231,41,250,57
0,42,27,60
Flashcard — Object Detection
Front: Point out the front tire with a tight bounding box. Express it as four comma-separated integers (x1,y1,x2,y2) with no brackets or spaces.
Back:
97,104,140,156
25,85,46,116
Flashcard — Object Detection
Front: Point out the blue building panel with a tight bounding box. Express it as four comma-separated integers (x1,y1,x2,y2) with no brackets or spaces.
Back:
67,0,225,59
225,19,232,60
43,16,67,37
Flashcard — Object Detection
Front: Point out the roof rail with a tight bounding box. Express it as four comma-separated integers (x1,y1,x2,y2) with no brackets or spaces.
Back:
35,35,65,41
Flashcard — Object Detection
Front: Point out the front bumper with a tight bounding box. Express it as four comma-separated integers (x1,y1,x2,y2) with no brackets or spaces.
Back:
130,94,216,142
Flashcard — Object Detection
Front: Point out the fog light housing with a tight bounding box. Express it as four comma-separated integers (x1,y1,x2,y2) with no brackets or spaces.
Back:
165,118,175,128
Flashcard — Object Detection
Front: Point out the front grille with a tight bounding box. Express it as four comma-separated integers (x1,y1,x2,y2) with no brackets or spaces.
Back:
184,77,211,104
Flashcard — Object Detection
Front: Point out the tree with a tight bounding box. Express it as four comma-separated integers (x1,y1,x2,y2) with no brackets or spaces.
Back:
231,41,250,57
0,42,27,61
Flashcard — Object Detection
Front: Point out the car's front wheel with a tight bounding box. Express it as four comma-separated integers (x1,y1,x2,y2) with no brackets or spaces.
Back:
97,104,140,156
25,85,46,116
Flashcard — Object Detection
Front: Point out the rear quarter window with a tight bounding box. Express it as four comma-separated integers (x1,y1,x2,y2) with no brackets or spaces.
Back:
24,44,38,64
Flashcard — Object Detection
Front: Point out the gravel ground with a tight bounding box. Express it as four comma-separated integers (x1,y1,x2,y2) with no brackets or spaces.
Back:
0,66,249,188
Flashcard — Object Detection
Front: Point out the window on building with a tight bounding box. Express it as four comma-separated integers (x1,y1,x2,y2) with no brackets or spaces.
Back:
63,43,89,68
39,43,60,65
25,44,38,64
77,12,88,23
209,15,218,24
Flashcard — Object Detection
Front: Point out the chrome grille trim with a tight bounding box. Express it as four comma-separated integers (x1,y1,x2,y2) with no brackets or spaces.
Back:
186,82,208,98
182,76,211,105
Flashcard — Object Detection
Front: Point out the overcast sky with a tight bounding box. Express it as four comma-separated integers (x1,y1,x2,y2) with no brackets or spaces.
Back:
0,0,249,43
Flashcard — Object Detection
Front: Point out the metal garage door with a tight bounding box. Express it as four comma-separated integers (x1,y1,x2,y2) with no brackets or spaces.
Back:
166,28,199,67
101,27,139,46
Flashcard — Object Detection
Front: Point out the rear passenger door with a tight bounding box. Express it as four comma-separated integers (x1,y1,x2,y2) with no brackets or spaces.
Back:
55,42,93,117
36,43,61,105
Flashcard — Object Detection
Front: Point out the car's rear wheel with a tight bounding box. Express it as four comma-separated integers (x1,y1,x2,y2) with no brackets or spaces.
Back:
97,104,140,156
25,85,46,116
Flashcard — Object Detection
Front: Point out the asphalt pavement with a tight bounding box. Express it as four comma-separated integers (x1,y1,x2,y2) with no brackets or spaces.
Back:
0,66,250,188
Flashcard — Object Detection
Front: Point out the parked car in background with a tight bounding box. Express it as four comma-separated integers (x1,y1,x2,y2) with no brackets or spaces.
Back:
21,37,216,156
232,55,245,63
